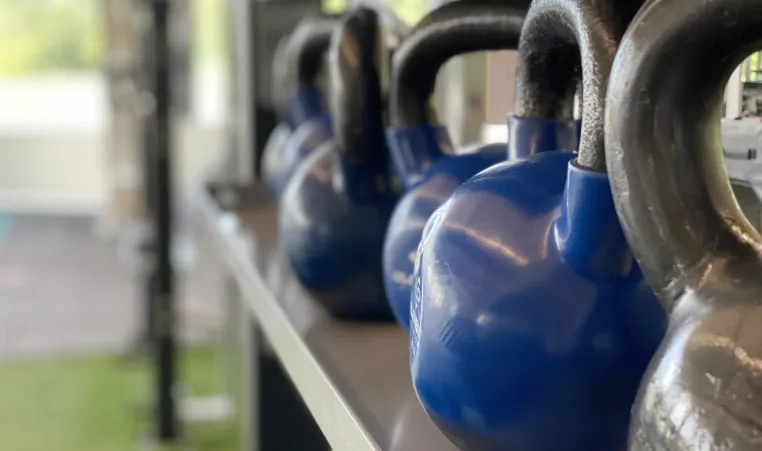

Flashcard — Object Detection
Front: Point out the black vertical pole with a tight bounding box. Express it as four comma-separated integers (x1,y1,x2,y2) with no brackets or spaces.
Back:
136,0,160,352
148,0,178,442
140,27,158,348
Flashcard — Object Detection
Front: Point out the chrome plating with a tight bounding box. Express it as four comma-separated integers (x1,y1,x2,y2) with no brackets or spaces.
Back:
605,0,762,449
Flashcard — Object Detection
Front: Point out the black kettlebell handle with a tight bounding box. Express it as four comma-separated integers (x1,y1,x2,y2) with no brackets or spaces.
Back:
390,0,529,128
515,0,642,171
605,0,762,310
329,6,387,164
286,18,340,90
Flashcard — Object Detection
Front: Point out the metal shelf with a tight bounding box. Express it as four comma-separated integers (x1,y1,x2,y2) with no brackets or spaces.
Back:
198,184,457,451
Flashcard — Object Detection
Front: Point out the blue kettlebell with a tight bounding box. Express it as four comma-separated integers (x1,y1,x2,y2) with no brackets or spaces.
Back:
262,18,337,200
409,0,666,449
383,0,582,331
279,6,399,321
606,0,762,449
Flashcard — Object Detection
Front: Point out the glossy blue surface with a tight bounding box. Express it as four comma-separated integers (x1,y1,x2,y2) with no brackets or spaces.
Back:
263,114,331,200
386,124,454,189
280,142,398,320
279,5,401,320
409,152,667,451
263,88,328,201
383,118,579,330
287,88,325,126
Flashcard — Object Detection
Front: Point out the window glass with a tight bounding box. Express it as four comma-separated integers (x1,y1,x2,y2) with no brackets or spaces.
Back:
0,0,104,77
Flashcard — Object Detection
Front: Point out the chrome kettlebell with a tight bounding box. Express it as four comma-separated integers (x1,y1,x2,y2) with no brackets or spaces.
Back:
409,0,665,449
262,17,337,200
279,6,399,320
605,0,762,449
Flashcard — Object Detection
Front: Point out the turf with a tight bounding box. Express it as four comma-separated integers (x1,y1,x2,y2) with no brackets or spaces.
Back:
0,348,239,451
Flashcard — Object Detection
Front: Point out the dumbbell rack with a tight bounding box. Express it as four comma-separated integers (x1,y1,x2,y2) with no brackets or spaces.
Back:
198,182,457,451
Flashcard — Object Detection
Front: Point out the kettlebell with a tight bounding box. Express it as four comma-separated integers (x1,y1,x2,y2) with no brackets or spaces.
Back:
409,0,666,449
383,0,581,331
605,0,762,449
262,18,337,200
279,6,398,321
263,35,291,162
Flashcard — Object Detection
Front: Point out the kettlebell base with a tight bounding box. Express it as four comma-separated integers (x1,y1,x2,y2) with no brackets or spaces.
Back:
306,286,395,322
428,413,629,451
429,416,523,451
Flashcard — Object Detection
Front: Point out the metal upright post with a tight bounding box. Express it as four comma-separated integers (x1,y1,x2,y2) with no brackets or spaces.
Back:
225,2,330,450
228,0,255,184
133,0,159,352
148,0,178,442
726,65,744,119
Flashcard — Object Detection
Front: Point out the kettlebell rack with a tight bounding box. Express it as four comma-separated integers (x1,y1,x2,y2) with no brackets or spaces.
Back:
151,0,762,449
198,183,457,451
190,4,461,447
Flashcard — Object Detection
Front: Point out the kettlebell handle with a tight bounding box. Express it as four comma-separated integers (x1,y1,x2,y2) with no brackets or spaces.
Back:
605,0,762,310
389,0,528,128
329,7,387,164
373,3,409,46
515,0,642,171
271,36,291,117
286,18,339,90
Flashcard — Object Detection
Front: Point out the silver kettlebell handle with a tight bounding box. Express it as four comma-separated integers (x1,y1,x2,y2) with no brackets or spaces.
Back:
605,0,762,312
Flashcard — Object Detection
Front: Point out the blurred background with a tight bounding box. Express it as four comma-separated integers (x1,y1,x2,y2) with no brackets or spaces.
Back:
1,0,762,450
0,0,235,449
0,1,427,450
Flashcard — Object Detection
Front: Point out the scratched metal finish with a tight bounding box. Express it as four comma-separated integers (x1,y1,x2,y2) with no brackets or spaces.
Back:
515,0,642,171
604,0,762,449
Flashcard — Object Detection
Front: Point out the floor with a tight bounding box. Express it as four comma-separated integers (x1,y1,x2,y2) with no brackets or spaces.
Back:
0,348,238,451
0,212,226,359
